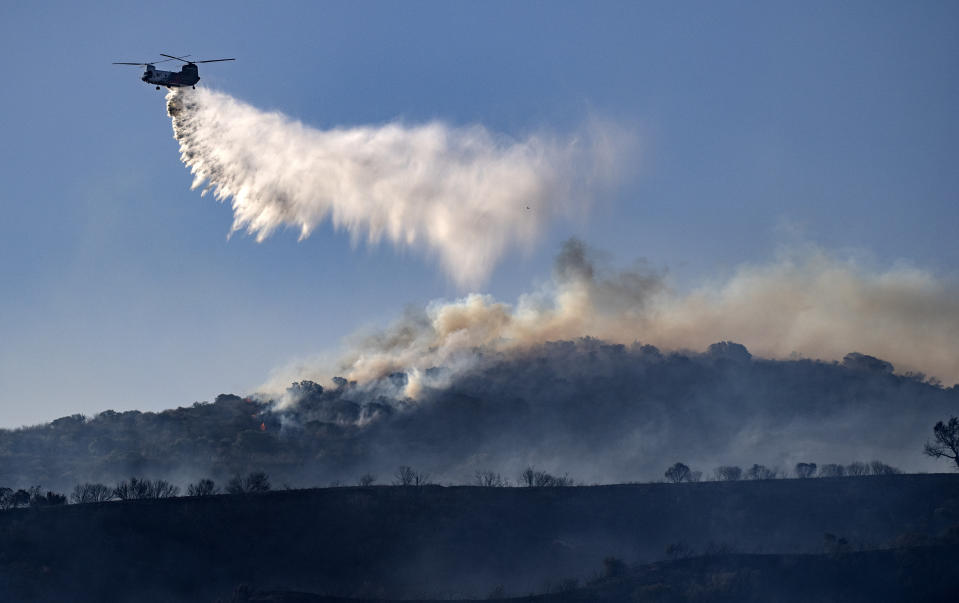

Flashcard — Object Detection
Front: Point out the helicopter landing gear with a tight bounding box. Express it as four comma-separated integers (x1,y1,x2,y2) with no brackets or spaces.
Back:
156,86,160,90
192,86,195,89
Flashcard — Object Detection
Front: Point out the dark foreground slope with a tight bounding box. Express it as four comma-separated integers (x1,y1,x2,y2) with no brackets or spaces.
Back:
236,547,959,603
1,474,958,602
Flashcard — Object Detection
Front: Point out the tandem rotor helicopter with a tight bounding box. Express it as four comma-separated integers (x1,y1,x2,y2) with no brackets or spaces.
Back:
113,53,235,90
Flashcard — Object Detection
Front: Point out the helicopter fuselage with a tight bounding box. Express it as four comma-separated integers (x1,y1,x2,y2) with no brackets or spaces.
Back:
142,63,200,88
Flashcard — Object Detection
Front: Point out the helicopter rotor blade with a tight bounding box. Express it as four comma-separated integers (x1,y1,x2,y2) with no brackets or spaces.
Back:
159,53,192,62
192,58,236,63
113,62,150,65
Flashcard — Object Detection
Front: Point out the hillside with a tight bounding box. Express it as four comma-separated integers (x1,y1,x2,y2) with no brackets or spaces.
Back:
1,339,955,492
1,474,957,602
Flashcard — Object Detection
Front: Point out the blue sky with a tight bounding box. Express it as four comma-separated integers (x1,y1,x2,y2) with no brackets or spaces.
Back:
1,1,957,427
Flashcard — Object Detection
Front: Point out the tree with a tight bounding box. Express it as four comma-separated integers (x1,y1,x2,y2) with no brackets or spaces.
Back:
474,470,505,487
664,462,691,483
226,475,245,494
244,472,271,493
186,478,218,497
818,464,845,478
869,460,901,475
226,472,271,494
358,473,376,487
795,462,817,478
519,466,572,487
114,478,148,500
149,480,180,498
745,464,776,480
393,466,429,486
70,483,113,504
846,461,869,476
28,487,66,507
924,417,959,470
113,478,179,500
0,487,12,510
714,466,742,481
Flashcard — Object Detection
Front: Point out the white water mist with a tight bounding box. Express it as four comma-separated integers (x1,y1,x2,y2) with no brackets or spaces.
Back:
167,88,623,288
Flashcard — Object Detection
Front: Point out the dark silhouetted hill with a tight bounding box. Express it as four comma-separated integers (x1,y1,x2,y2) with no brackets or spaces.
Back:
0,474,957,602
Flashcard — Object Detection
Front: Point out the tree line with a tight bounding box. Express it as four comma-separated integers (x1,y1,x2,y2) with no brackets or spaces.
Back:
2,415,956,509
663,460,903,483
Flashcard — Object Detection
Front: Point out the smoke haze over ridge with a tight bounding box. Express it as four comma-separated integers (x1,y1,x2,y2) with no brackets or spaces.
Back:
167,88,624,288
264,239,959,399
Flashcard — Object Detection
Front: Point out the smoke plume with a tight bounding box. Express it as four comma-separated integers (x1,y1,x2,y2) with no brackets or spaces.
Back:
167,88,622,287
265,239,959,397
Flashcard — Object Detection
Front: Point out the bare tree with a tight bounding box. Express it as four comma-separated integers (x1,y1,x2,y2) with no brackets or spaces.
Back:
244,472,271,493
225,475,245,494
846,461,869,476
665,462,691,483
113,477,179,500
795,463,817,478
393,466,429,486
474,470,506,487
714,466,742,481
358,473,376,487
149,480,180,499
869,460,901,475
924,417,959,470
186,478,218,497
745,464,776,480
226,472,271,494
113,479,136,500
519,467,573,487
70,483,114,504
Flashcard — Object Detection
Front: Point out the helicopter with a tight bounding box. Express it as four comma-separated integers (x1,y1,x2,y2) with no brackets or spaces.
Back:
113,54,235,90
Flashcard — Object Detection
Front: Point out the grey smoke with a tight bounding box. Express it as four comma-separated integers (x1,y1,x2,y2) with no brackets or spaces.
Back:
265,239,959,399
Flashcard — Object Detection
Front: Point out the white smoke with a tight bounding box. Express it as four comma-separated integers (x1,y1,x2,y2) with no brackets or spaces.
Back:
263,240,959,397
167,88,624,288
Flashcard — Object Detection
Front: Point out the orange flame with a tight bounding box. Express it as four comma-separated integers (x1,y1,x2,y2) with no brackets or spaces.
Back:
260,422,266,431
